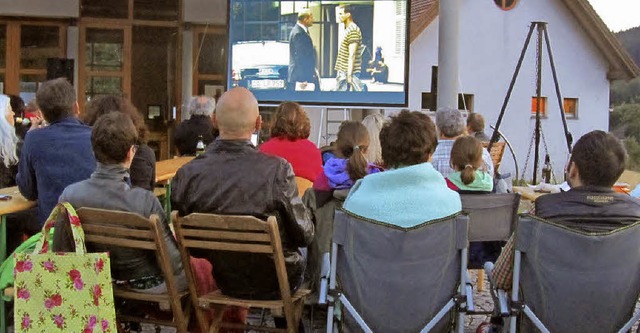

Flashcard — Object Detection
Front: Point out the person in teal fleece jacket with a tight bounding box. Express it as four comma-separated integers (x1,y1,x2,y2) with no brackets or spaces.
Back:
344,111,461,228
445,136,493,193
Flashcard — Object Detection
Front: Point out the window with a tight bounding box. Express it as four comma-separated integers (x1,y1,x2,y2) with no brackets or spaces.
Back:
193,26,228,100
421,92,473,112
82,28,128,101
563,98,578,118
531,96,547,117
493,0,518,10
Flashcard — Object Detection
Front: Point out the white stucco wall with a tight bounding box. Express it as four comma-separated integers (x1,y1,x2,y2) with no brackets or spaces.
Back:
409,0,611,182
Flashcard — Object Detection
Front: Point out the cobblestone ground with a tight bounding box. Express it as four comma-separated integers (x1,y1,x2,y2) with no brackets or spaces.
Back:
8,266,635,333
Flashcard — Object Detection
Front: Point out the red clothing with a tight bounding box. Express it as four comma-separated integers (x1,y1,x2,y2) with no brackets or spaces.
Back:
259,137,323,181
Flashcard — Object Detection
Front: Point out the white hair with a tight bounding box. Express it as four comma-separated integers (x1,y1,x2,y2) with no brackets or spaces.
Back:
361,113,386,164
189,95,215,117
0,95,19,167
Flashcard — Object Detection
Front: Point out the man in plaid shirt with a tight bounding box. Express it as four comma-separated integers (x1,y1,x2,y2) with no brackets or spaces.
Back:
492,130,640,290
432,107,494,178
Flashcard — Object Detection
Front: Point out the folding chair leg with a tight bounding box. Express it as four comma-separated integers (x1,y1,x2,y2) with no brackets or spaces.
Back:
208,305,227,333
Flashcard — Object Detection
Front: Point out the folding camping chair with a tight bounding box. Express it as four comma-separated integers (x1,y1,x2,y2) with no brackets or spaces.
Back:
489,215,640,333
321,209,472,333
461,193,520,291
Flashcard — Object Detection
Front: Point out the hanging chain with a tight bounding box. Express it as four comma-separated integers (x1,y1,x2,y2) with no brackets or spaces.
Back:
521,128,536,184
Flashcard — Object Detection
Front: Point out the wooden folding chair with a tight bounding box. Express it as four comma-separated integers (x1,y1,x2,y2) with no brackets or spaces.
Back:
77,208,190,333
172,211,310,333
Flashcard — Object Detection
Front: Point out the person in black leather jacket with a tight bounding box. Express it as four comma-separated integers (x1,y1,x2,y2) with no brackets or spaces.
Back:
171,87,314,300
54,112,186,294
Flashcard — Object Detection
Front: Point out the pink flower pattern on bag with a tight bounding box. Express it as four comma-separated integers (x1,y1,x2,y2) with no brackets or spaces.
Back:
15,260,33,273
92,284,103,306
94,258,104,274
52,314,64,329
42,260,56,272
21,314,31,330
16,288,30,300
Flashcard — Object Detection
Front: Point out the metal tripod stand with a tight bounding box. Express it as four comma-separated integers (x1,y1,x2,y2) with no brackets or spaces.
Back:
488,21,573,184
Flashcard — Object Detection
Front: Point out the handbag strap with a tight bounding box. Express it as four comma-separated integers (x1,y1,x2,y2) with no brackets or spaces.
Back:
33,202,86,255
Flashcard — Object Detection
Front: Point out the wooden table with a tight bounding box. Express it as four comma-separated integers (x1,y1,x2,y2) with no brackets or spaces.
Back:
512,186,547,202
0,186,36,333
155,156,194,220
155,156,194,183
0,187,36,263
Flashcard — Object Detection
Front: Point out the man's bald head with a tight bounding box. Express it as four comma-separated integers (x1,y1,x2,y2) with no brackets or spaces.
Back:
214,87,260,139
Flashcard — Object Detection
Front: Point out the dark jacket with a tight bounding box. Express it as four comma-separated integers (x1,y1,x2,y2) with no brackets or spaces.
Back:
288,24,319,88
130,143,156,191
0,163,17,189
174,115,216,156
17,117,96,225
171,139,314,299
535,185,640,232
54,163,182,280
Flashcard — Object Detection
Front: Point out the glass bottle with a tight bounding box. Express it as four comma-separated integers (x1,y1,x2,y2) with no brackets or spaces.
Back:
196,135,205,157
542,154,552,184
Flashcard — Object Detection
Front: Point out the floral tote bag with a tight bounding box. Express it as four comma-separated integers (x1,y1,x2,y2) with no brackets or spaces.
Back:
13,202,117,332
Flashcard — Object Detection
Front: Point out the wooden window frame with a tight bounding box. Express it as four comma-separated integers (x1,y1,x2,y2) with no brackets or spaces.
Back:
531,96,548,118
563,97,578,119
0,19,67,95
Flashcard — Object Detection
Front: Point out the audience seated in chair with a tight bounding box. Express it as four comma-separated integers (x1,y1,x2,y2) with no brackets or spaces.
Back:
344,110,461,227
170,87,314,329
259,102,323,182
491,130,640,291
432,107,493,179
82,95,156,191
174,95,218,156
53,112,187,294
361,112,386,166
466,112,491,142
446,136,500,270
0,95,39,254
16,78,96,226
313,121,382,206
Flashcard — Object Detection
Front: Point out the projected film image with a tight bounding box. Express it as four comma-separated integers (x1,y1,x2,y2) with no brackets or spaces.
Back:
228,0,409,106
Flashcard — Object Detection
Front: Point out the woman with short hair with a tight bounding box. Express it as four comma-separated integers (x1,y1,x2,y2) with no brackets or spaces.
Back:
343,110,461,227
83,95,156,191
259,101,323,181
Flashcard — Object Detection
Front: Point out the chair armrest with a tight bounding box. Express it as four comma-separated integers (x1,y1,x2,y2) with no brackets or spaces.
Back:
497,289,510,317
485,262,510,317
318,252,331,304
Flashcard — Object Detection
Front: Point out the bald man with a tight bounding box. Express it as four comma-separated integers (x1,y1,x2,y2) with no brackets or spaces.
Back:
171,87,314,301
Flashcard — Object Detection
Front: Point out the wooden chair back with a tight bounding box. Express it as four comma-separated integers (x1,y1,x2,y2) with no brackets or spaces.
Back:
483,141,506,171
295,176,313,197
173,212,306,333
77,208,189,332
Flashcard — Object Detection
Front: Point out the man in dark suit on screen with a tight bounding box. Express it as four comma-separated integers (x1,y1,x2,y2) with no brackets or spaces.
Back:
288,9,320,91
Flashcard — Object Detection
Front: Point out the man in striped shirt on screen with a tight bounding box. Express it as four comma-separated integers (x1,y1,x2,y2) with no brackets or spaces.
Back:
335,4,366,92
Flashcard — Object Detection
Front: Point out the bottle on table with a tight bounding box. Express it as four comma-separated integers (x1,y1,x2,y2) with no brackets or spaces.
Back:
196,135,205,157
542,154,552,184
